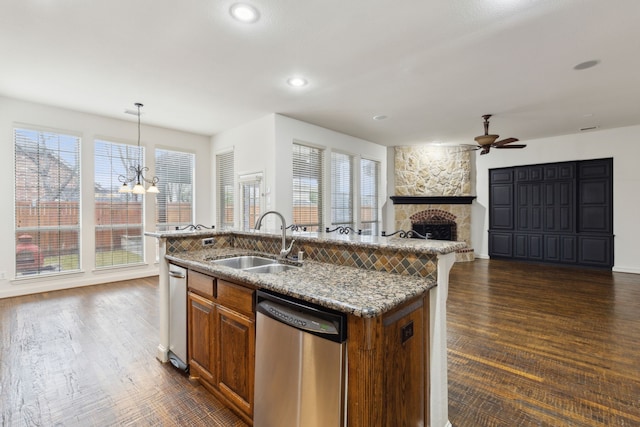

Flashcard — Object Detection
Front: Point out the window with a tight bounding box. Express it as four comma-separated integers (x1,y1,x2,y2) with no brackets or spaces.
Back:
239,173,262,231
94,140,144,268
14,128,81,276
155,149,195,232
331,152,354,228
360,158,380,235
217,151,234,229
292,143,323,231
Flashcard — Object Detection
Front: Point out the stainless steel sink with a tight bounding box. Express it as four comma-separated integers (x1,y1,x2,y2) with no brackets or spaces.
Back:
210,255,300,274
211,255,275,269
243,263,299,274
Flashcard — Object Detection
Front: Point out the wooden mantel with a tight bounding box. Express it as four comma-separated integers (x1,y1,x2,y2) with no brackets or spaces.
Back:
390,195,476,205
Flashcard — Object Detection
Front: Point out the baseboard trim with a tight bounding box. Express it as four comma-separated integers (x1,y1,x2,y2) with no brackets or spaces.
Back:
612,266,640,275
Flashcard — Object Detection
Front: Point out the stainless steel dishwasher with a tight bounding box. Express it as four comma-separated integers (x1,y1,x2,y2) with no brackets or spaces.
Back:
254,290,348,427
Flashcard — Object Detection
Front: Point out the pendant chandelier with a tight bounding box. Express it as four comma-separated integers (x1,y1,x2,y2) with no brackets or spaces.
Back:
118,103,159,194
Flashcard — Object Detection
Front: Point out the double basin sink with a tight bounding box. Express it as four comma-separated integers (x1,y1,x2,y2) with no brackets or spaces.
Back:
210,255,299,274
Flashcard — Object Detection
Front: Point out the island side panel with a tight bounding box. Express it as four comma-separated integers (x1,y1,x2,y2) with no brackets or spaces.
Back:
346,293,430,427
382,294,428,426
346,315,384,427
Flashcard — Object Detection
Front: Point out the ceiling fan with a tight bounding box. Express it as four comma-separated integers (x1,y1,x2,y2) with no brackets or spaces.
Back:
474,114,526,155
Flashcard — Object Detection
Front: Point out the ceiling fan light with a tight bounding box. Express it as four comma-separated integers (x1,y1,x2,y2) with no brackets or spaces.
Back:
474,134,499,146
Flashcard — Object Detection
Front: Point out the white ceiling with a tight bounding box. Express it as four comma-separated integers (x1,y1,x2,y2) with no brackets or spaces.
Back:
1,0,639,147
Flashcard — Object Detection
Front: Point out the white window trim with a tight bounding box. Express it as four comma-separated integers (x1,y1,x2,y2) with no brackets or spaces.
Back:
14,125,83,278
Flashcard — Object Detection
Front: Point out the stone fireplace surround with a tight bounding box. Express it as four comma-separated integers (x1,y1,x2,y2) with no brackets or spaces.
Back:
393,145,476,262
391,144,475,262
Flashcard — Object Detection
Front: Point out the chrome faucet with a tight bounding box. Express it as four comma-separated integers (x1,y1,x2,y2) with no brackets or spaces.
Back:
254,211,295,259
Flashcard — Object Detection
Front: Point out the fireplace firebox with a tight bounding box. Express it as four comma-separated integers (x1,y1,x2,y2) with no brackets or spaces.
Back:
409,209,457,241
412,223,453,241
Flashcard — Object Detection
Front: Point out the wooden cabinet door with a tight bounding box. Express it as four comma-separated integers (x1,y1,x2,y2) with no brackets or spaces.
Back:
517,182,543,231
544,180,575,233
489,232,513,257
216,305,255,417
577,158,613,234
188,292,216,384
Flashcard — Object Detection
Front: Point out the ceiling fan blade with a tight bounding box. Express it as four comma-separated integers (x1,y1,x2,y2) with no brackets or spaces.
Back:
496,144,527,149
480,146,491,155
494,137,519,147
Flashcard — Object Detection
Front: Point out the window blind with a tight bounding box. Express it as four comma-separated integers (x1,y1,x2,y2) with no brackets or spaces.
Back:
360,158,380,235
292,143,323,231
331,152,354,227
14,128,81,276
94,140,144,267
155,149,194,232
217,151,235,229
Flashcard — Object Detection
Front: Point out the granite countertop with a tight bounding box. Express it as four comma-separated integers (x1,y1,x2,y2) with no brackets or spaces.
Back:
166,248,436,318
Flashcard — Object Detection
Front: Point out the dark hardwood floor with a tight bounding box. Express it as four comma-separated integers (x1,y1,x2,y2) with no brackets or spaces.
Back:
448,259,640,427
1,260,638,426
0,277,247,427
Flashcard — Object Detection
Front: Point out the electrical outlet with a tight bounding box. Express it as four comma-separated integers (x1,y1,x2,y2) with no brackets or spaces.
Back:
401,321,414,344
0,271,5,280
202,237,215,247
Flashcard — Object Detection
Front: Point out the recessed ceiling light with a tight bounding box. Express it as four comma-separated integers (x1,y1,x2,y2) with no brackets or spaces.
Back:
372,115,388,121
287,77,308,87
229,3,260,23
573,60,600,70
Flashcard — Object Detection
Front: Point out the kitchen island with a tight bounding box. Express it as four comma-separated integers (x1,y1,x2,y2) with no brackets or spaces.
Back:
147,229,464,427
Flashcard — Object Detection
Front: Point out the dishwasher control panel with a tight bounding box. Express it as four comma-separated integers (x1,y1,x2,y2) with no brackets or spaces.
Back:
256,290,347,343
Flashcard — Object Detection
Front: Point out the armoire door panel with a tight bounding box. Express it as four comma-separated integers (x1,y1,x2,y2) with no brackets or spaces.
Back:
528,235,543,260
544,235,560,261
514,235,527,258
578,236,612,266
489,232,513,257
561,236,577,263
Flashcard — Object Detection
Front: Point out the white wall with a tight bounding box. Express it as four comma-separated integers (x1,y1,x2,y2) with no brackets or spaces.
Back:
0,96,211,298
211,114,387,232
473,125,640,273
273,114,388,230
210,114,276,228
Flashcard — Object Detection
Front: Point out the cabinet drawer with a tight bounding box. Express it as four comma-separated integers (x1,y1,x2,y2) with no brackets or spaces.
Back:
188,270,216,299
217,279,255,317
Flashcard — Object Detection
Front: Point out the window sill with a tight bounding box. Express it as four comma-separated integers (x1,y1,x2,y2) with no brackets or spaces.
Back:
92,262,150,274
11,269,85,285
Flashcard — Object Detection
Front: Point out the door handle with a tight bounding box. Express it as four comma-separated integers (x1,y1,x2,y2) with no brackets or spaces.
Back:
169,271,186,279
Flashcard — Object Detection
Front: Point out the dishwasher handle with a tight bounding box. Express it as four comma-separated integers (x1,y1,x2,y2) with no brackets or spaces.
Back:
169,270,186,279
